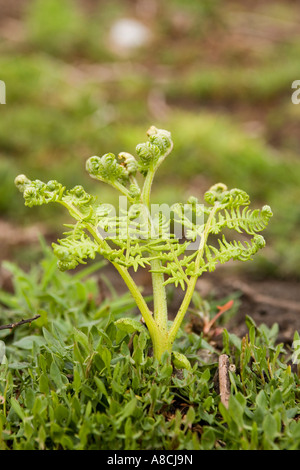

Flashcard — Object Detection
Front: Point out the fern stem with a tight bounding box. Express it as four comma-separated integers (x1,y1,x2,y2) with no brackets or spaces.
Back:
141,171,168,335
112,181,135,202
151,258,168,332
59,199,158,337
141,170,154,209
140,139,173,207
87,222,157,336
111,263,158,337
151,331,172,360
168,205,219,344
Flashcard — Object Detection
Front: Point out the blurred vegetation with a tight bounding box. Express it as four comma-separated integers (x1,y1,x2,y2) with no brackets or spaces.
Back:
1,0,300,277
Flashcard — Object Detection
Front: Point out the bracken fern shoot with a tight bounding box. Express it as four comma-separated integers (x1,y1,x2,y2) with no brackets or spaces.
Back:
15,126,272,365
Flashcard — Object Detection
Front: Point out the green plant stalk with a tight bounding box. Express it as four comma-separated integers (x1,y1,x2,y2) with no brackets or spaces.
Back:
115,262,170,360
140,138,173,208
141,166,169,357
148,205,220,359
141,170,155,209
151,258,168,331
59,198,160,341
61,192,168,360
115,259,170,360
112,263,158,335
168,205,219,345
111,180,135,202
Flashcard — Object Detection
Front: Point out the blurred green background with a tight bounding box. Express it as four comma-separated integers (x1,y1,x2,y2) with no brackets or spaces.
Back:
0,0,300,278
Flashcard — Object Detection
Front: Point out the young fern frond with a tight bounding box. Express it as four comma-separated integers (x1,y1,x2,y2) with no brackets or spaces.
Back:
53,233,99,271
200,234,265,274
15,126,272,363
211,204,272,235
136,126,172,176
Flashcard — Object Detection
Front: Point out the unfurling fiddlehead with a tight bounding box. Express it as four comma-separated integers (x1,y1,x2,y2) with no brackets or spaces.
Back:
15,126,272,363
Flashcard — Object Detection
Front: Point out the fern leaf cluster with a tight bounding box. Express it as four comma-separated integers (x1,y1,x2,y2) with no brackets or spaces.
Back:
15,126,272,361
15,128,272,289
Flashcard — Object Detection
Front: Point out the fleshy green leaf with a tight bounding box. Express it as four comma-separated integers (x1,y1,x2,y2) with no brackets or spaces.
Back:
172,351,192,370
115,318,149,336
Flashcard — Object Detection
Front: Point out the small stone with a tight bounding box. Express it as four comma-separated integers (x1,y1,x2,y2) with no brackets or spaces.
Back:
109,18,151,52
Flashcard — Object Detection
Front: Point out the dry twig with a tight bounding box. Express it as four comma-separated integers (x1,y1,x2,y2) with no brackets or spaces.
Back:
219,354,231,409
0,315,41,331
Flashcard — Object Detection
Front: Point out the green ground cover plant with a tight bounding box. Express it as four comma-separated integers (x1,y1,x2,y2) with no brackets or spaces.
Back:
14,127,272,363
0,244,299,450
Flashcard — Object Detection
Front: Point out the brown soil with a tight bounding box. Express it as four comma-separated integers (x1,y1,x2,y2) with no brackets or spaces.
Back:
211,274,300,344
